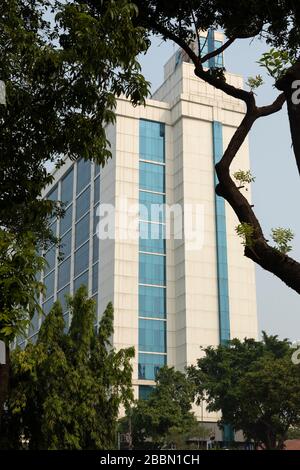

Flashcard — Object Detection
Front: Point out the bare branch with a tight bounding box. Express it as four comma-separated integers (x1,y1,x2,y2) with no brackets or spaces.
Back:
257,93,286,117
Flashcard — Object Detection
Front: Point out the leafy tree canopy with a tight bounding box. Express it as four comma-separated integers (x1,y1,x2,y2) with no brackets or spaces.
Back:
0,230,45,343
287,425,300,440
135,0,300,53
0,229,46,423
124,366,197,449
0,0,150,242
188,333,300,450
0,287,134,450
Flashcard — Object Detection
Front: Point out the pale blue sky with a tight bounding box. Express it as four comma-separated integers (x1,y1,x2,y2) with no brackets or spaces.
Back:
139,36,300,341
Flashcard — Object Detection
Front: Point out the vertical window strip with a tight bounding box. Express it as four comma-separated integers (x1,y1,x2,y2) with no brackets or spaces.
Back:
212,121,231,344
138,120,167,383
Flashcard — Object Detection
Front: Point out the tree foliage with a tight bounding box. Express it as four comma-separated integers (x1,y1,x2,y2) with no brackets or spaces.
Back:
0,0,149,433
189,333,300,450
134,1,300,53
0,0,149,410
0,287,134,450
0,230,45,343
0,0,149,241
287,426,300,440
271,227,294,255
123,367,197,449
0,230,46,426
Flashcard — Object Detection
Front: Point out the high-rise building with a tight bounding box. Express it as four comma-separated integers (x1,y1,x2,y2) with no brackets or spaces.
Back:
21,31,258,433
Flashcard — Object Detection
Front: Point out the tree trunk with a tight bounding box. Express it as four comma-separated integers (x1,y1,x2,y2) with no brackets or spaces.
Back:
0,344,10,429
277,437,286,450
215,107,300,295
263,431,277,450
277,60,300,176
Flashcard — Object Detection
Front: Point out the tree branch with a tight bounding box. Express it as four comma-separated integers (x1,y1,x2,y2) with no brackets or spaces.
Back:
215,104,300,294
201,37,236,64
257,93,286,117
145,18,201,68
139,5,253,105
195,65,253,105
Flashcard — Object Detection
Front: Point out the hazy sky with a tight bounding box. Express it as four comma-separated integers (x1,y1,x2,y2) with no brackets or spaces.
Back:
139,36,300,341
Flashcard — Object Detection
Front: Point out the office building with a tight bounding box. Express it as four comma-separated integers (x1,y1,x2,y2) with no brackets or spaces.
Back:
23,31,258,433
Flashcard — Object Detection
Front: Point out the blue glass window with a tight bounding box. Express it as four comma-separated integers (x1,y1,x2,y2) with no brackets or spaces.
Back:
76,159,91,194
50,221,57,238
44,271,55,300
92,263,98,294
44,246,56,275
35,267,42,282
213,121,230,343
60,229,72,259
94,175,100,205
61,168,74,207
75,213,90,248
63,313,70,333
214,40,224,67
200,36,209,54
139,285,166,319
76,187,90,221
74,270,88,291
139,162,165,193
200,36,209,67
139,222,165,254
74,241,89,277
29,313,39,337
93,204,99,235
139,253,166,286
60,205,73,236
139,191,165,223
47,185,58,201
58,258,71,290
139,385,155,400
42,296,54,316
94,163,100,177
57,284,70,315
140,120,165,163
138,353,166,380
47,187,58,224
200,36,224,68
139,319,166,353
